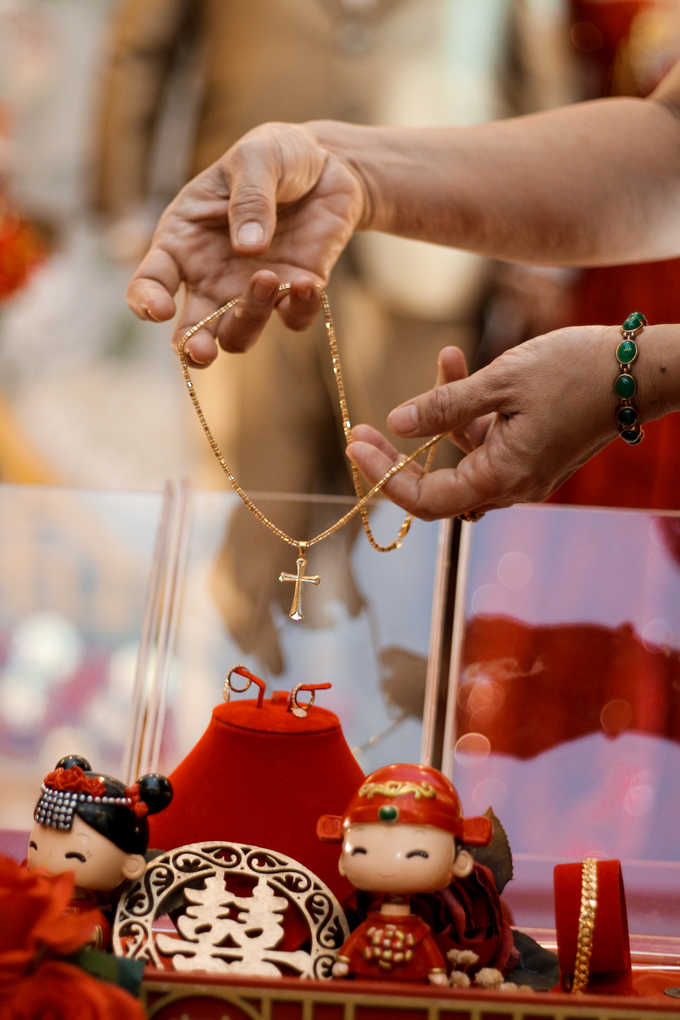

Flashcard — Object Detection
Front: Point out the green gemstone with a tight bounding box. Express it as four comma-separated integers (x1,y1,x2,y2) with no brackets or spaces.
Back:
378,804,398,822
616,339,637,364
621,428,643,445
617,406,637,427
622,312,645,332
615,374,636,399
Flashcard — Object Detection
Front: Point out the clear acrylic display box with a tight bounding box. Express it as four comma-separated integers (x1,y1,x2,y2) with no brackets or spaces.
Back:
0,482,447,853
447,503,680,941
133,488,447,782
4,482,680,954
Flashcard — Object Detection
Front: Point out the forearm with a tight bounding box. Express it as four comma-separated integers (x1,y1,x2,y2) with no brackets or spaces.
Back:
308,79,680,267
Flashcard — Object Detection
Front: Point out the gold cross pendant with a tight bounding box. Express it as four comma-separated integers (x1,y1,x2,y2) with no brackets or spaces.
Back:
279,546,320,621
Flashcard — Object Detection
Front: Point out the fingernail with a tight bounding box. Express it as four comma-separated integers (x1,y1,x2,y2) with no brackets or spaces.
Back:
143,306,161,322
252,279,276,302
388,404,418,434
238,221,265,246
298,285,312,301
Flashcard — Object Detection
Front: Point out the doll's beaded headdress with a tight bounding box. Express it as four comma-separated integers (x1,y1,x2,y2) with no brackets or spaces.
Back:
35,765,147,831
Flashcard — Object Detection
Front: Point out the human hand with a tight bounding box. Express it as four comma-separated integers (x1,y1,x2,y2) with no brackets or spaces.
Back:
127,123,366,367
347,327,627,520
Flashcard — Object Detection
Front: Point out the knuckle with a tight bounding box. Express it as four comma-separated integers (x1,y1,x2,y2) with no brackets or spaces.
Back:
229,183,271,218
410,481,438,522
426,386,455,431
233,301,269,325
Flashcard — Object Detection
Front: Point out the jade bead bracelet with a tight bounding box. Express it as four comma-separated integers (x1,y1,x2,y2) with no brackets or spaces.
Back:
615,312,646,445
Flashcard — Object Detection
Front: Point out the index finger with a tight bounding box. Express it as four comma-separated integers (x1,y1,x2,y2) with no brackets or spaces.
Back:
347,429,513,520
127,246,180,323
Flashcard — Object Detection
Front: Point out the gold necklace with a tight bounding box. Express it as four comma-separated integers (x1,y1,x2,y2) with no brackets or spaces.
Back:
179,283,444,620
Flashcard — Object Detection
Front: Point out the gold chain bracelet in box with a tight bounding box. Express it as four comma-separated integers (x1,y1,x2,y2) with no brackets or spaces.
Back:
571,857,598,994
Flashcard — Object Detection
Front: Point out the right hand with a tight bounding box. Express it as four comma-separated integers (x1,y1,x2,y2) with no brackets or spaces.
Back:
127,123,366,367
347,326,624,520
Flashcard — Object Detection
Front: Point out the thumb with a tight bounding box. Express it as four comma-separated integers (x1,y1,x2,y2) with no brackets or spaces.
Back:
387,363,506,438
225,124,327,256
226,149,278,255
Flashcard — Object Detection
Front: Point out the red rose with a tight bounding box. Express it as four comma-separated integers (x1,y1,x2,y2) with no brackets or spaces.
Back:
123,786,148,819
81,776,107,797
0,857,100,985
43,768,106,798
0,960,145,1020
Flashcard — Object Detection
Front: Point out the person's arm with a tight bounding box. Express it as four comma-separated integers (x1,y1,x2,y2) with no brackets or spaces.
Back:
312,63,680,268
127,60,680,361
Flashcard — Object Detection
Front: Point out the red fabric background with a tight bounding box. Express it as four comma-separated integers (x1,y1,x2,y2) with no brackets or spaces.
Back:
149,696,364,901
459,616,680,757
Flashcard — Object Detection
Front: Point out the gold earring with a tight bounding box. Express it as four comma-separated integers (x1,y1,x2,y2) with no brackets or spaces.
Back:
222,664,252,703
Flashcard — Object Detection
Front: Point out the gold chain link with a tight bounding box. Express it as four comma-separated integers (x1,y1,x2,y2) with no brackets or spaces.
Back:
178,283,443,554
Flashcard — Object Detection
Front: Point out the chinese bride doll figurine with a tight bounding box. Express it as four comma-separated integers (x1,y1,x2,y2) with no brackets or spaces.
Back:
317,762,494,984
26,755,173,948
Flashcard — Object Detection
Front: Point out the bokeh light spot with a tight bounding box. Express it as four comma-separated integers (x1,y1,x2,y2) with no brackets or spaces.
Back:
472,777,508,811
642,619,673,651
454,732,491,767
497,551,533,589
600,699,632,736
571,22,604,52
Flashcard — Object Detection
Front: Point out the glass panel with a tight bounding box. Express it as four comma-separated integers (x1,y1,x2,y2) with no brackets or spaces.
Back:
449,503,680,937
157,492,440,778
0,484,164,832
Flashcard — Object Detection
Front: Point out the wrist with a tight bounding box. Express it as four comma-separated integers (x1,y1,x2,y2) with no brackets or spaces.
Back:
305,120,389,233
635,323,680,422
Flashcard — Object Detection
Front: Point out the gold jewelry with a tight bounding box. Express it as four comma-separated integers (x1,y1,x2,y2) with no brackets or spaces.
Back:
278,547,320,621
288,682,325,718
458,510,485,523
571,857,598,994
179,284,443,619
223,664,265,707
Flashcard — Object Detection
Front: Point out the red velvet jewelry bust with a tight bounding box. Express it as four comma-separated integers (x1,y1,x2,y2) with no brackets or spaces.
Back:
149,685,364,902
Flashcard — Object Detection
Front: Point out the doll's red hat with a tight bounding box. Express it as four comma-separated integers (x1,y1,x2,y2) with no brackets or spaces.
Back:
317,762,492,846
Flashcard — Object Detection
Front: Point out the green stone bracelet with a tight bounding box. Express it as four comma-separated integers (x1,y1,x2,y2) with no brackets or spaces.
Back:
615,311,647,445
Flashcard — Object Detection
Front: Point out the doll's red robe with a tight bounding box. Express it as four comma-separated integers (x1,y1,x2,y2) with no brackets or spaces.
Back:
336,911,446,982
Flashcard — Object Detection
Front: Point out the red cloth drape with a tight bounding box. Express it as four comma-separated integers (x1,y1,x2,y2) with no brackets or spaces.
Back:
458,616,680,758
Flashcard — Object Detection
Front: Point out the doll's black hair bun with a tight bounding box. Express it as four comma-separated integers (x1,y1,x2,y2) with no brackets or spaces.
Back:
138,774,173,815
56,754,92,772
